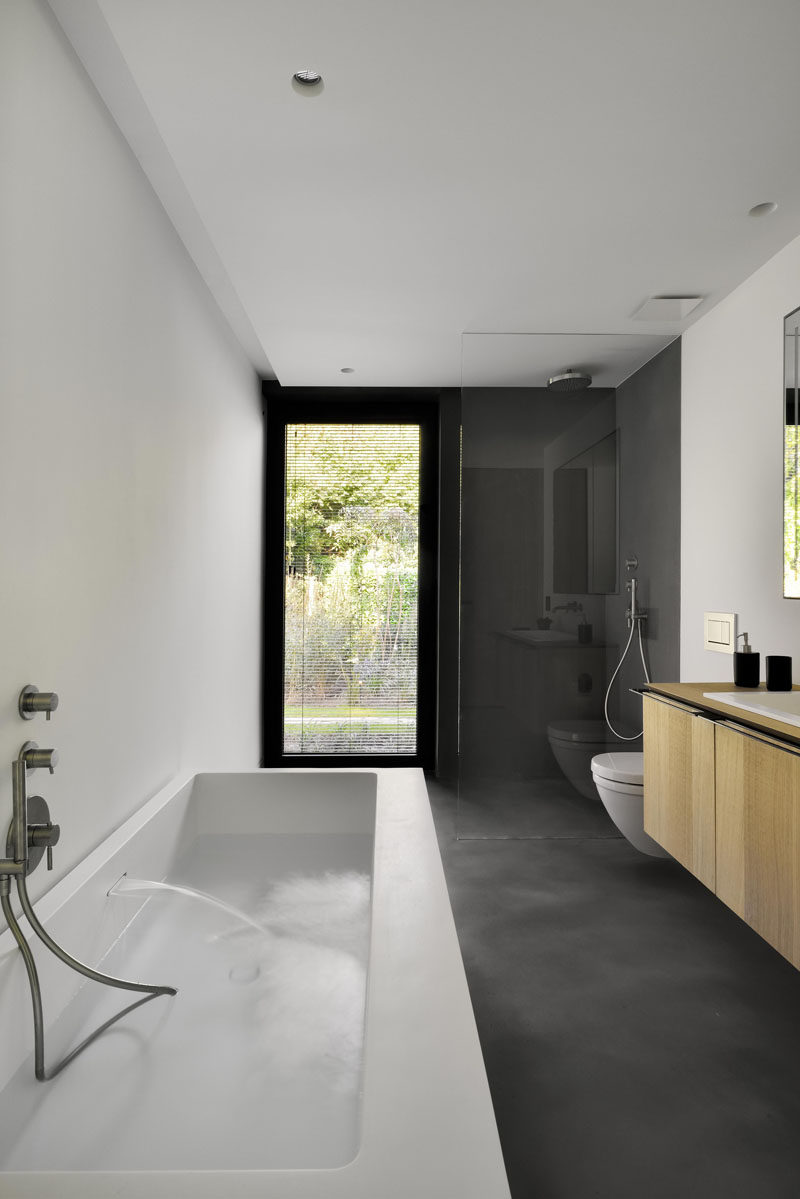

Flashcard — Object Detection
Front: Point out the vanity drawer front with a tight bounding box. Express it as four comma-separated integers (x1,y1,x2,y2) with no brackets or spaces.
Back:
715,722,800,968
643,694,716,889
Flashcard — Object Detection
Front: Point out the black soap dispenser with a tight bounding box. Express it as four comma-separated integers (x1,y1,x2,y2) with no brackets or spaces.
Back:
734,632,760,687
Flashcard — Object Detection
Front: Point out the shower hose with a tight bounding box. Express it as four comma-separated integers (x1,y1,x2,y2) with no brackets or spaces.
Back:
604,616,650,742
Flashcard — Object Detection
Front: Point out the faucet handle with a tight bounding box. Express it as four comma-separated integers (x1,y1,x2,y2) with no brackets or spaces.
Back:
20,743,59,774
29,822,60,870
19,686,59,722
24,796,60,875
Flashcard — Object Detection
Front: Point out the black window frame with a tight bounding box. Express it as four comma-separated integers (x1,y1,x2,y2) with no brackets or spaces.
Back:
262,388,439,768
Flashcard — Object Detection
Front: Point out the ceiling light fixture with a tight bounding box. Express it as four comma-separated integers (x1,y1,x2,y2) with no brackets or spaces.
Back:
293,69,323,87
748,201,778,218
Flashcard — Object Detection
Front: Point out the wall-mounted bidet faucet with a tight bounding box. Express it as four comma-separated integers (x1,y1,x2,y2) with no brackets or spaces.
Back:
0,686,176,1081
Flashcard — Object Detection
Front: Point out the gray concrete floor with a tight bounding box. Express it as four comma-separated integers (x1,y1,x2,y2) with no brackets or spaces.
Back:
426,774,800,1199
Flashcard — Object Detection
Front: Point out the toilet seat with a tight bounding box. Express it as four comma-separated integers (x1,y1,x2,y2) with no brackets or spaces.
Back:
590,752,644,786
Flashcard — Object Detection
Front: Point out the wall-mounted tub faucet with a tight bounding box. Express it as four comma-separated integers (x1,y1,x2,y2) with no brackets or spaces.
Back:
0,690,176,1081
5,742,60,877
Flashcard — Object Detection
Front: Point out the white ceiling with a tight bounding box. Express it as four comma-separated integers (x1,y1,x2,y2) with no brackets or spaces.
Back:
48,0,800,389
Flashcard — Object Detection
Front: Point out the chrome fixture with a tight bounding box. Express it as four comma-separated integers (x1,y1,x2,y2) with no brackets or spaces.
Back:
18,685,59,721
0,742,58,877
552,600,583,614
604,563,650,741
17,741,58,773
0,694,176,1081
547,369,592,393
624,557,648,628
23,795,60,874
626,576,647,628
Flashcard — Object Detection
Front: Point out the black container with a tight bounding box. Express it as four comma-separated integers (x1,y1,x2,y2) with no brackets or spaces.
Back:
733,650,760,687
766,655,792,691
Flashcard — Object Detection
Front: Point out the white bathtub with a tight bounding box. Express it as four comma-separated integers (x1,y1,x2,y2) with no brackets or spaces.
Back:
0,768,509,1198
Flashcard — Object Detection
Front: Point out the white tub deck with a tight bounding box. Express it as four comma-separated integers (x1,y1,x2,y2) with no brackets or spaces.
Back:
0,768,510,1198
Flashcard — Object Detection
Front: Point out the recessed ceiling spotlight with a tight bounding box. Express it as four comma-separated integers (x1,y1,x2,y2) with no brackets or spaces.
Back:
749,201,778,217
340,367,355,374
293,69,323,87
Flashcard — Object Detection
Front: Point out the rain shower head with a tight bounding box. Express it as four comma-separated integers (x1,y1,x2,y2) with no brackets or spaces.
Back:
547,369,592,393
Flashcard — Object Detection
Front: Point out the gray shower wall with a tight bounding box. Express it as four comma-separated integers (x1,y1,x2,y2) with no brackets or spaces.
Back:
458,389,615,779
455,342,681,779
605,339,681,730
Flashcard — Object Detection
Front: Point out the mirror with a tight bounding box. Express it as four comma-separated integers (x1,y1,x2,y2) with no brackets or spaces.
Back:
553,430,618,593
785,306,800,597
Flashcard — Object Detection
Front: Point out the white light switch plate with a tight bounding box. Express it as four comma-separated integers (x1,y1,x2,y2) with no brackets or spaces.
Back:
704,611,737,654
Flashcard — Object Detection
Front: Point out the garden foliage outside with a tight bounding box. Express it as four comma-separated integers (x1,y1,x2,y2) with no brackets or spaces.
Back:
284,424,420,753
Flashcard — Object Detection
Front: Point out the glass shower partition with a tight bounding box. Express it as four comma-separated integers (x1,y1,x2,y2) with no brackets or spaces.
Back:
457,334,625,839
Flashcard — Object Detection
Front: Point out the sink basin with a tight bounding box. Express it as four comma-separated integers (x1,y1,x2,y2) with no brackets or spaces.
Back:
703,690,800,728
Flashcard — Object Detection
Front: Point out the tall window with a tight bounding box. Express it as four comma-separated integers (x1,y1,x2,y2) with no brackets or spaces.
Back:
264,399,437,766
284,423,419,754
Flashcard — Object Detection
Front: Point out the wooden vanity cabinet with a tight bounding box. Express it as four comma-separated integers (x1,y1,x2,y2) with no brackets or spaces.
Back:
642,693,716,890
715,722,800,969
643,685,800,971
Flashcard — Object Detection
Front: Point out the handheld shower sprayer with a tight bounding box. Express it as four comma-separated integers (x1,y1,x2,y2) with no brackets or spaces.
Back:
627,575,638,624
605,560,651,740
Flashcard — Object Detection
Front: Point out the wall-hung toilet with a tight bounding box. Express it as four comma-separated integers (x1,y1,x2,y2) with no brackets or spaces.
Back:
547,720,641,800
590,752,669,857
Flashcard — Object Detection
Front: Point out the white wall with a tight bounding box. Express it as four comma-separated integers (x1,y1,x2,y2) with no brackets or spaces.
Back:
0,0,262,901
682,233,800,681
